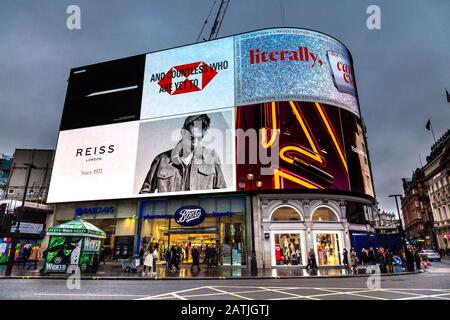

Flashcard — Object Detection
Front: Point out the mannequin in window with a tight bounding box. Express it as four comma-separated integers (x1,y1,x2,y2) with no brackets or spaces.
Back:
289,243,295,256
324,244,330,265
283,238,289,251
294,238,300,251
317,244,323,265
275,244,282,264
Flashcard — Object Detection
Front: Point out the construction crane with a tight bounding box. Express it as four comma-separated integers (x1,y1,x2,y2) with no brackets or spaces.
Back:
196,0,230,42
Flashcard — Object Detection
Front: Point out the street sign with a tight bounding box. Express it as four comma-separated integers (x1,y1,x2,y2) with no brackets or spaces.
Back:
10,222,44,235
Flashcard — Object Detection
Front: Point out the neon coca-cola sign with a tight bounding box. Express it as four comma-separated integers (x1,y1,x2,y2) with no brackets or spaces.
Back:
174,205,206,226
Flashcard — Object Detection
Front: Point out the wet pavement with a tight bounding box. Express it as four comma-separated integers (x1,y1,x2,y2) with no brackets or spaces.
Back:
0,260,412,279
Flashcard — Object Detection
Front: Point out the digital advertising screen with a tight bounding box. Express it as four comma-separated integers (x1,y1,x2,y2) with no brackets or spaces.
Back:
47,28,374,203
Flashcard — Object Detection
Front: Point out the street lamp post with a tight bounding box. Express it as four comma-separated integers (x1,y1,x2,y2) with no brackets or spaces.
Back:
389,194,409,256
5,162,36,276
239,172,263,276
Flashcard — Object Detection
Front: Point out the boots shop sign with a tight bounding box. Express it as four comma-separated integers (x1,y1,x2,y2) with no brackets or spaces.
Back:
174,206,206,227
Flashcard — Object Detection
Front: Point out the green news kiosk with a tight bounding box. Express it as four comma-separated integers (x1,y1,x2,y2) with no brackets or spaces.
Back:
44,218,106,273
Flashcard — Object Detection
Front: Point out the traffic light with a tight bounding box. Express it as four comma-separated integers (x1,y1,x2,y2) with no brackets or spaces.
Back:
9,214,17,227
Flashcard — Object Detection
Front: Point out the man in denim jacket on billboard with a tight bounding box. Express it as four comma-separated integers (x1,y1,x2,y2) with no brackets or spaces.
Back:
139,113,226,193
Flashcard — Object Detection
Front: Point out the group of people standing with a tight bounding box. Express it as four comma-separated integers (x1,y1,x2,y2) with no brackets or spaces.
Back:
305,246,400,274
343,247,395,274
139,245,158,276
139,243,221,275
20,243,42,270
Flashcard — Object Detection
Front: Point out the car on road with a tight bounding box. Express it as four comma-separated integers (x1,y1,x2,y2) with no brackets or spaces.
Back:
419,249,441,262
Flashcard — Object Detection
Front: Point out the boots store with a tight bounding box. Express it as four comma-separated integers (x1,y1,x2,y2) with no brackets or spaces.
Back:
53,195,248,266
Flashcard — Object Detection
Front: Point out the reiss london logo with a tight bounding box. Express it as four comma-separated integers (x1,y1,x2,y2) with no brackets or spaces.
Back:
155,61,228,95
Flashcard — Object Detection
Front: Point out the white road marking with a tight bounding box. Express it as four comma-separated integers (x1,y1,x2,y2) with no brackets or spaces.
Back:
397,292,450,300
35,293,145,297
206,286,254,300
33,286,450,300
172,293,187,300
137,285,210,300
260,286,319,300
313,287,387,300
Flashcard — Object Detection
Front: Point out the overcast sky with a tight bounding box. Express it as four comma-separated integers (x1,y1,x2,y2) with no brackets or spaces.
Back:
1,0,449,214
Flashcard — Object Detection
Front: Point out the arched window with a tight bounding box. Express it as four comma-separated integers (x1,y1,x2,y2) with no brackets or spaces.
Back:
311,206,339,222
270,206,302,221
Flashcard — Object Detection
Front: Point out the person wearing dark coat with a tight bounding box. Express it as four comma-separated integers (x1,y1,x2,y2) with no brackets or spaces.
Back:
385,250,393,273
414,250,421,271
169,246,180,271
361,249,370,266
378,251,387,273
206,246,213,268
306,249,318,273
342,248,349,270
138,246,145,268
191,246,201,273
21,245,31,267
368,247,375,265
405,249,415,272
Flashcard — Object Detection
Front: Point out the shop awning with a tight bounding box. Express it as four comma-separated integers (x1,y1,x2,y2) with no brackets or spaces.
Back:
47,218,106,239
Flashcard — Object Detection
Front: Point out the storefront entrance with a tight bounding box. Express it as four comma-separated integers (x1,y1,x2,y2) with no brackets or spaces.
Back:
85,219,116,261
168,230,218,264
139,196,247,267
314,232,342,266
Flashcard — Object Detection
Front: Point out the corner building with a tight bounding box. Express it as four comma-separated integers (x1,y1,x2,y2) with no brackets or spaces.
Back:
49,28,377,271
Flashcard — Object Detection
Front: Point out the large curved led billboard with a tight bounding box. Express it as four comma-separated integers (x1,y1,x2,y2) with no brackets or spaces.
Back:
48,28,374,203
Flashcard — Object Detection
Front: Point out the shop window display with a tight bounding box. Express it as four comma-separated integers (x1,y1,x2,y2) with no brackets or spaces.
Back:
273,233,302,266
315,233,341,265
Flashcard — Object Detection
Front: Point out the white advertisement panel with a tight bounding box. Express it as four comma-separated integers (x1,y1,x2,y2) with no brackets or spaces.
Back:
134,109,236,197
141,37,235,120
47,122,140,203
48,110,236,203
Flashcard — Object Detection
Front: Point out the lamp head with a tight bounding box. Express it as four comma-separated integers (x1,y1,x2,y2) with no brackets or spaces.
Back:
256,177,263,189
239,177,245,190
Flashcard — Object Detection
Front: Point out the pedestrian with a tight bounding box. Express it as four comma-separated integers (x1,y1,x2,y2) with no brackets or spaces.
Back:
139,246,145,269
361,248,369,267
306,249,317,273
414,249,421,271
379,250,387,273
212,246,218,267
191,246,201,273
405,248,415,272
152,245,158,276
206,245,212,268
350,248,359,274
342,248,349,271
27,243,41,270
143,247,153,276
385,250,393,273
21,244,31,267
164,248,170,270
368,247,375,265
170,246,180,271
175,245,181,264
